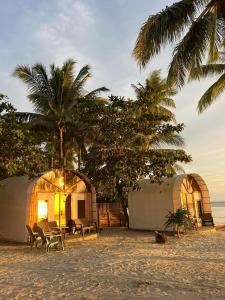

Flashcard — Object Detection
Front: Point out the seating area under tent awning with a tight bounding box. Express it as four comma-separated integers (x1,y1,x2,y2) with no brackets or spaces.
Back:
0,169,97,242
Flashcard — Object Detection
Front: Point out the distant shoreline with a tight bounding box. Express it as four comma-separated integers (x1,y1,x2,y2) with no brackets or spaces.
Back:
212,201,225,207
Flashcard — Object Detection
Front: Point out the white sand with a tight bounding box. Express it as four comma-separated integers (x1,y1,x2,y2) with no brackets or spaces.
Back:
1,228,225,300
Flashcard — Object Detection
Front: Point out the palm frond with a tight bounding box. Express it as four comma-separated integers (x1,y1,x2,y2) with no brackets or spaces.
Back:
85,87,109,99
133,0,208,68
160,97,176,108
167,11,215,87
207,15,224,63
151,133,185,148
197,72,225,112
189,63,225,80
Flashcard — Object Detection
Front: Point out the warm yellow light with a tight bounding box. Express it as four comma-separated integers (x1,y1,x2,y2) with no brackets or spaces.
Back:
59,177,64,187
38,200,48,221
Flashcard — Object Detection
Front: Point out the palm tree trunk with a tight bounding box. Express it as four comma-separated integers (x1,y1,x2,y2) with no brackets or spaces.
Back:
77,146,81,171
59,126,64,170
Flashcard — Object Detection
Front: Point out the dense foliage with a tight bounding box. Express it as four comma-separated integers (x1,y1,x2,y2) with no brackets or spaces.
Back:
82,71,191,219
0,95,48,178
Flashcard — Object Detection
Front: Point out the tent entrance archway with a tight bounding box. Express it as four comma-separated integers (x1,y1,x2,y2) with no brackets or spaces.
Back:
181,176,203,226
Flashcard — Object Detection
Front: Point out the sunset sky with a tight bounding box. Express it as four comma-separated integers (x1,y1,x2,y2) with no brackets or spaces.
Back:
1,0,225,201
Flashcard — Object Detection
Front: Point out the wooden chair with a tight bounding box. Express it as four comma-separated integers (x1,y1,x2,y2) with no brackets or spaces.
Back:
202,213,214,226
67,219,77,234
48,221,61,233
36,219,52,233
26,225,40,249
35,226,64,253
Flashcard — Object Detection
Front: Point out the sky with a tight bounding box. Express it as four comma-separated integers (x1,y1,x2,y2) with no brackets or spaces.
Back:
0,0,225,201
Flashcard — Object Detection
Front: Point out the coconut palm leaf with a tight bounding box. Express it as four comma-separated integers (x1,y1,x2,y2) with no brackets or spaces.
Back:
197,72,225,112
85,87,109,99
133,0,207,67
189,63,225,80
168,11,217,87
133,0,225,87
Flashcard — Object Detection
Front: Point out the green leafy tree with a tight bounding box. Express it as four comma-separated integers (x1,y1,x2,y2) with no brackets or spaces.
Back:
165,208,193,238
189,50,225,112
13,59,108,169
133,0,225,87
0,95,48,178
83,71,191,223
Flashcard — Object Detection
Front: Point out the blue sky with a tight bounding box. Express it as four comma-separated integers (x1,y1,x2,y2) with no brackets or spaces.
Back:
1,0,225,201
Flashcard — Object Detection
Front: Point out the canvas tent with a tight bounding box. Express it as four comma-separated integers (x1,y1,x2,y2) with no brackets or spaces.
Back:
0,169,97,242
128,174,213,231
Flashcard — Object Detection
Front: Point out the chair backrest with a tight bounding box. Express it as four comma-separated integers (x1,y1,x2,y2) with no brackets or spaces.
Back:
202,213,213,221
48,221,58,229
67,219,75,227
36,226,47,243
75,218,89,227
37,219,52,232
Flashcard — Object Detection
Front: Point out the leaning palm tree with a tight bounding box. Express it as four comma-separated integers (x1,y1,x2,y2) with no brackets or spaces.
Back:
189,51,225,112
13,59,108,169
133,0,225,87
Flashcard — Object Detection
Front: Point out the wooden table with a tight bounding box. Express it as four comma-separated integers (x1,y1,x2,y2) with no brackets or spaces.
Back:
52,226,69,239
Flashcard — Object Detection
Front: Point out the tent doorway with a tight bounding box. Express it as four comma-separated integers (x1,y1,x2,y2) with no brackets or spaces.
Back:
181,176,203,226
54,193,70,226
65,194,72,225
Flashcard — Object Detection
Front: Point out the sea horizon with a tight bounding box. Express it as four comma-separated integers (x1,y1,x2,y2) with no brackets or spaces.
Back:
211,201,225,224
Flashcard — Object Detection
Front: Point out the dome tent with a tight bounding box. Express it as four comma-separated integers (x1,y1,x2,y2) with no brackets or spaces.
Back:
0,169,97,242
128,174,213,231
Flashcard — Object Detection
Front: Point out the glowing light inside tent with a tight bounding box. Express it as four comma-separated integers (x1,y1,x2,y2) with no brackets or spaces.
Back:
38,200,48,221
59,176,64,188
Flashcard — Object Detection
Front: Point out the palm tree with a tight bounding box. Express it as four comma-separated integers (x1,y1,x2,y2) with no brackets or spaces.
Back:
131,70,184,148
189,51,225,112
133,0,225,87
13,59,108,169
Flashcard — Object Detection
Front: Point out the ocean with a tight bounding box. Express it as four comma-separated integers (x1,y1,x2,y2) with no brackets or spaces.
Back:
212,202,225,225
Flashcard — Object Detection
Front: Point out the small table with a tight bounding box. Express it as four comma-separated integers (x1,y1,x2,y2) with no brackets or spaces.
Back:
52,226,69,239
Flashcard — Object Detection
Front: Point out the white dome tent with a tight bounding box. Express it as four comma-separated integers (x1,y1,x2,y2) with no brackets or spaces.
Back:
0,169,97,242
128,174,213,231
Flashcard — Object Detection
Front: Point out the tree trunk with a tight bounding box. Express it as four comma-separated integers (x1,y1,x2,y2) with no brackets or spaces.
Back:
115,179,129,228
77,145,81,171
120,197,129,228
59,126,64,170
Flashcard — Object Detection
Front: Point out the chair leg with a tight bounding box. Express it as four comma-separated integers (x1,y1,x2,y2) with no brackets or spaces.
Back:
61,240,64,251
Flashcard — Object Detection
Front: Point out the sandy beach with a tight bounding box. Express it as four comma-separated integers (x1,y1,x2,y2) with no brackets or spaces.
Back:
1,228,225,300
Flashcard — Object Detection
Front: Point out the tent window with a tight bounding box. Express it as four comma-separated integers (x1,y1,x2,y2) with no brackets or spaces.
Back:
78,200,85,218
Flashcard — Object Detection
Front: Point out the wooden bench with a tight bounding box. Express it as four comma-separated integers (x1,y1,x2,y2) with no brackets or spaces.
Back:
74,218,98,236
